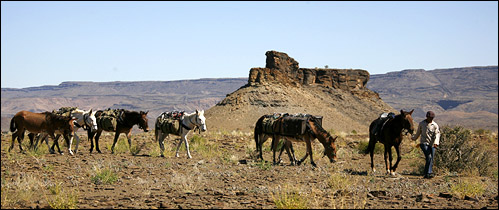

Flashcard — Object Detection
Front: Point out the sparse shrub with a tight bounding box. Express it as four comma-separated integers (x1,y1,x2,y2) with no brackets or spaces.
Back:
272,187,309,209
449,179,485,199
357,141,384,154
435,126,495,176
45,182,79,209
327,173,351,191
351,130,357,135
91,167,118,185
252,160,272,170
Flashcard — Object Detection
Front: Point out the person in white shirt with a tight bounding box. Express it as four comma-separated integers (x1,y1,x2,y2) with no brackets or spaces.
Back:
411,111,440,179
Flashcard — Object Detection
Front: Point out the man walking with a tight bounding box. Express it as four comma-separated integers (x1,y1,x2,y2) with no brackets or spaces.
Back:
411,111,440,179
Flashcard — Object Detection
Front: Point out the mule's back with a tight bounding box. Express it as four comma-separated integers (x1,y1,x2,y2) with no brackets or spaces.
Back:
156,112,182,135
13,111,49,133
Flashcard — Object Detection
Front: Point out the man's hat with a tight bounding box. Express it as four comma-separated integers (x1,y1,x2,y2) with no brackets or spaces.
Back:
426,111,435,118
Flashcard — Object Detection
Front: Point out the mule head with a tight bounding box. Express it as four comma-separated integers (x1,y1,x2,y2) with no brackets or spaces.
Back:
195,110,207,132
401,109,415,135
64,117,78,138
86,109,98,132
139,111,150,132
323,135,338,163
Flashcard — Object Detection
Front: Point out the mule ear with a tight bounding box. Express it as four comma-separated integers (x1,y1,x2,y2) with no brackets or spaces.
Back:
400,109,404,115
409,109,414,115
196,109,199,114
89,109,93,115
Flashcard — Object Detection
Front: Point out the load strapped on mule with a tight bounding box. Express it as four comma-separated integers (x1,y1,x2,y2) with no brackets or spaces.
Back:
98,108,124,131
52,107,78,117
262,113,323,136
156,111,185,136
371,112,396,139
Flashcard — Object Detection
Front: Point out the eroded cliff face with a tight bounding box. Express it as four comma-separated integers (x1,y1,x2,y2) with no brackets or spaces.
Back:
249,50,370,90
207,50,394,133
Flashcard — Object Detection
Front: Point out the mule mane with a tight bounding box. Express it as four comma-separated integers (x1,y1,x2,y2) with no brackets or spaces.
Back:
308,117,332,140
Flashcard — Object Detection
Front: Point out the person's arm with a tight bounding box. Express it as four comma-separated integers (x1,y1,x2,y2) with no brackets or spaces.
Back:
412,122,422,141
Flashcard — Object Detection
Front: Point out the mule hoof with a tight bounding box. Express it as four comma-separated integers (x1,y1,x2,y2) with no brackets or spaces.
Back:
296,160,303,166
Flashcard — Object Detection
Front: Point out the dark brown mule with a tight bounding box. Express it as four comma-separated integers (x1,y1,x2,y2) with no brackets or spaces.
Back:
272,116,338,167
254,114,296,164
9,111,76,154
366,109,415,176
88,109,149,154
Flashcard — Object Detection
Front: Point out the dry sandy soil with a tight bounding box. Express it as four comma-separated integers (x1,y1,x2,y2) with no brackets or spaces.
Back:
1,130,498,209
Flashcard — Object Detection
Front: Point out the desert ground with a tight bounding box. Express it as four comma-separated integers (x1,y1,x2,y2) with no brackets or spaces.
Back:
1,129,498,209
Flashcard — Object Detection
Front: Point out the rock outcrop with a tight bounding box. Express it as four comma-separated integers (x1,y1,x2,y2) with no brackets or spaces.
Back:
206,50,395,133
249,51,370,90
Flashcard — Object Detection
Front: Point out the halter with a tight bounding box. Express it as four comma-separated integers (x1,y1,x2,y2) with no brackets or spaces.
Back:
181,113,199,131
81,112,91,131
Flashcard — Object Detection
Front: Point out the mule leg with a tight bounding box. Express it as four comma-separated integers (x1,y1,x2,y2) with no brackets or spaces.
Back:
257,134,264,161
9,131,19,152
283,141,296,166
272,135,280,165
110,132,121,154
175,137,183,158
38,134,55,154
73,131,81,154
306,139,317,167
34,134,43,150
94,131,103,153
289,142,298,165
391,144,402,176
67,132,77,156
384,145,391,175
158,132,168,157
126,130,134,155
50,134,63,155
277,139,286,164
88,130,96,153
368,138,377,173
182,133,192,159
28,133,36,150
16,131,25,153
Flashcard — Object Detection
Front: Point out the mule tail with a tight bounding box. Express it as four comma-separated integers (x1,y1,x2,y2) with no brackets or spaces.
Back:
254,116,265,153
10,117,17,132
364,140,375,155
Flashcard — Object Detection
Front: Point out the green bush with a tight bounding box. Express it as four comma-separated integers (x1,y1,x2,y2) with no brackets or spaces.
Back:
91,168,118,185
435,126,495,176
357,141,385,154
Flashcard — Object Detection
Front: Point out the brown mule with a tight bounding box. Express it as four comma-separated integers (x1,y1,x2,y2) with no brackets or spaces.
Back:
9,111,76,154
366,109,415,176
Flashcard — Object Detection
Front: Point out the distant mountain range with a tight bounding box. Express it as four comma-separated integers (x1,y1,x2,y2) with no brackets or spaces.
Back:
2,66,497,132
367,66,498,131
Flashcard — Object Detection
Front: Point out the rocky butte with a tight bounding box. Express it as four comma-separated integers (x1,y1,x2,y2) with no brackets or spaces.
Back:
205,50,395,133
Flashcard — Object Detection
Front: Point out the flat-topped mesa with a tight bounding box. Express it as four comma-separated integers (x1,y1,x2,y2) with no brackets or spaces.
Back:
249,50,370,90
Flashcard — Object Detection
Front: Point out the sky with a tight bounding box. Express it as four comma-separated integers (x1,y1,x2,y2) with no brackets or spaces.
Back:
1,1,498,88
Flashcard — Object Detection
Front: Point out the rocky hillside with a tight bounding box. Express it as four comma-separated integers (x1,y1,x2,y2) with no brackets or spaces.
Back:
1,78,247,131
367,66,498,131
205,51,395,133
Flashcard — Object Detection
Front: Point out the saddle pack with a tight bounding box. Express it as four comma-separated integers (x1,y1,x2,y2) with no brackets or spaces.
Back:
372,112,395,137
156,111,184,135
262,113,287,134
52,107,77,117
280,115,309,136
97,108,123,131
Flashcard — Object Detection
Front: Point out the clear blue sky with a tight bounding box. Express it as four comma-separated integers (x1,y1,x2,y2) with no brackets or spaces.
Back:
2,1,497,88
